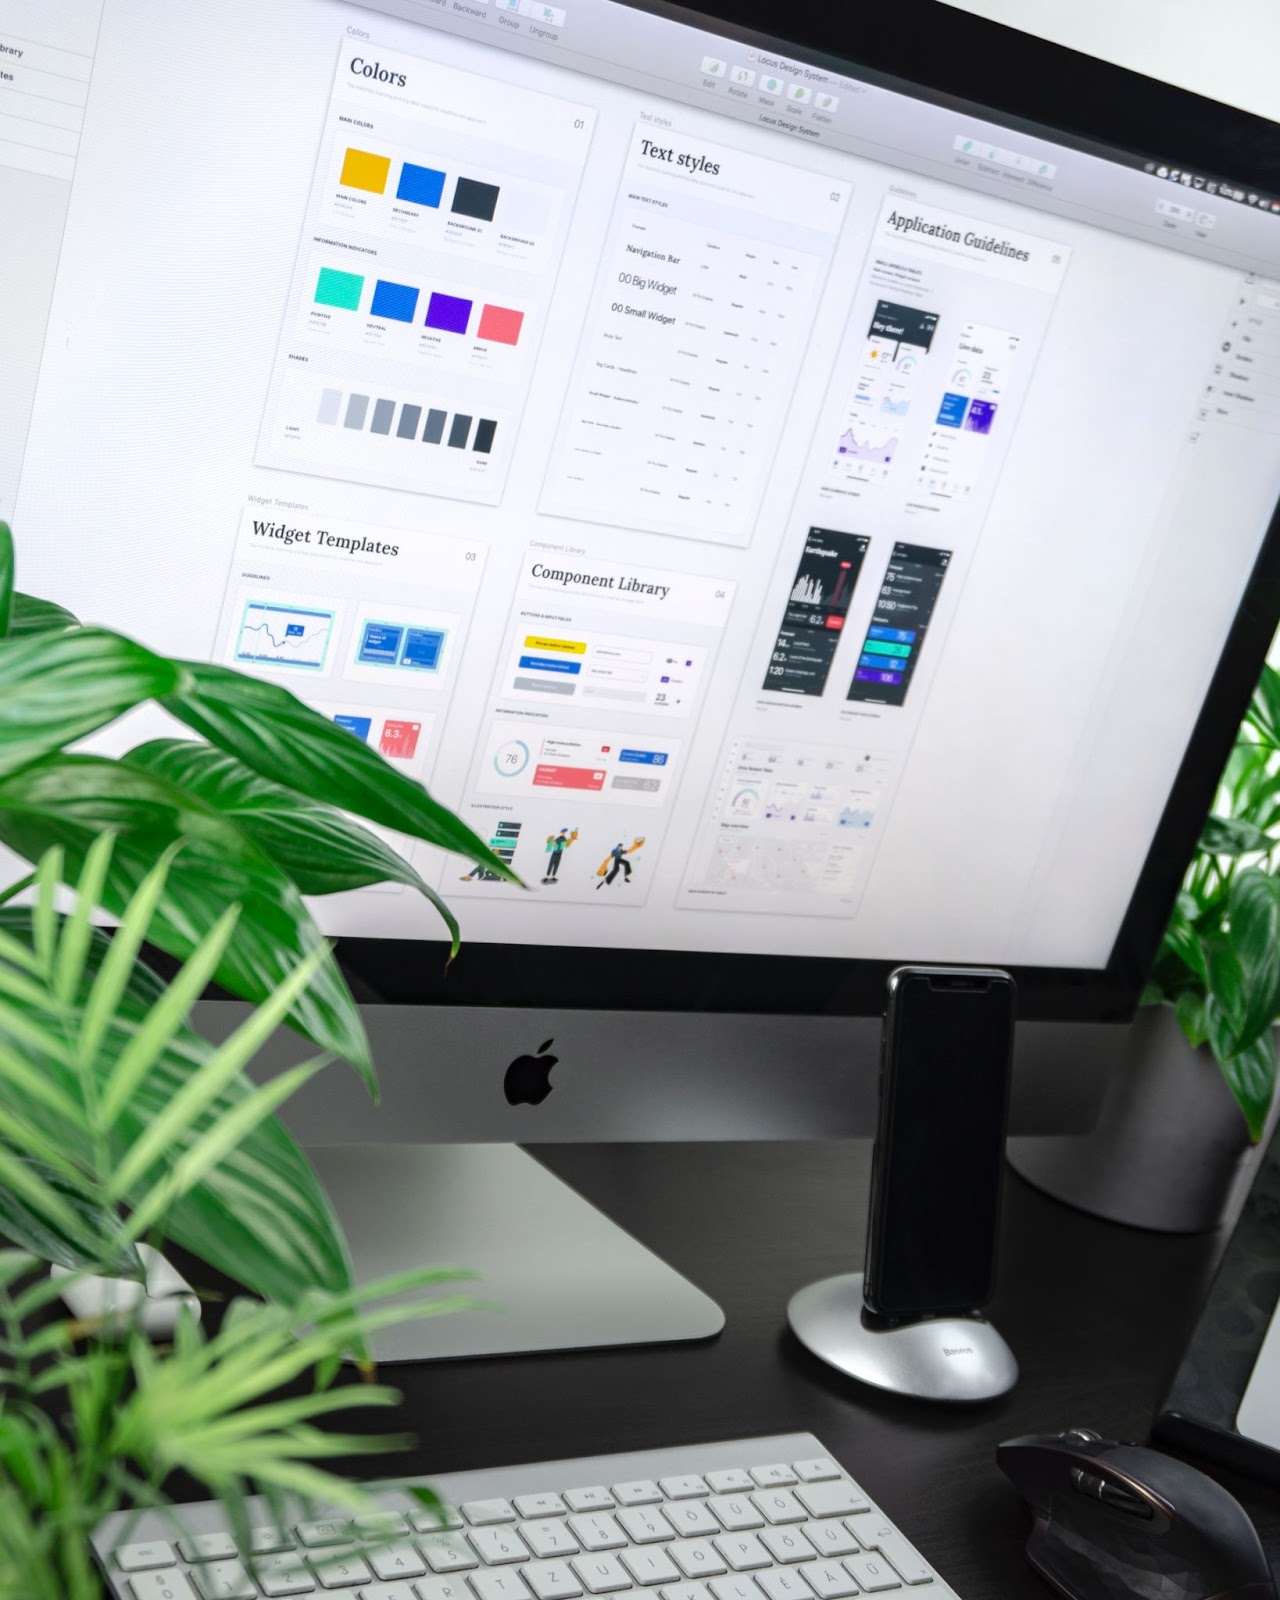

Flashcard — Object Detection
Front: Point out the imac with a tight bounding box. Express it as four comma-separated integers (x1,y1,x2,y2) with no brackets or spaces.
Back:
6,0,1280,1357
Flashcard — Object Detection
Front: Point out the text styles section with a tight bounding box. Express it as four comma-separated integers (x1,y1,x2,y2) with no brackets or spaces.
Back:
541,124,850,545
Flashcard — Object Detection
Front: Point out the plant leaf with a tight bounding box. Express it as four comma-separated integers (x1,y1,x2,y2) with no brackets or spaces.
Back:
0,628,180,780
0,753,372,1086
1199,814,1273,858
0,522,11,638
1246,664,1280,749
160,661,517,883
124,739,460,953
8,594,80,638
1228,868,1280,1047
1217,1030,1277,1142
1175,989,1209,1048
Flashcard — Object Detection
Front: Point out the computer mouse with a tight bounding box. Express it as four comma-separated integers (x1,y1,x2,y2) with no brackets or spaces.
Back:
997,1428,1277,1600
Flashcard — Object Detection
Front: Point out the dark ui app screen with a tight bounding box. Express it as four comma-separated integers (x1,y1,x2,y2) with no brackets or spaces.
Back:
762,527,869,696
848,541,951,708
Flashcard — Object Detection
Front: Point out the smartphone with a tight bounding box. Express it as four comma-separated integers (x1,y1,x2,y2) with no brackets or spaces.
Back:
863,965,1016,1323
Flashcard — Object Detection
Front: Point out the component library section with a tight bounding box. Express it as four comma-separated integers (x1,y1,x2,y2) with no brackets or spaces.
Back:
452,548,735,903
256,40,596,504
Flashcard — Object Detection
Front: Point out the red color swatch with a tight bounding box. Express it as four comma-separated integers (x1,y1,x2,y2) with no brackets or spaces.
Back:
478,303,524,346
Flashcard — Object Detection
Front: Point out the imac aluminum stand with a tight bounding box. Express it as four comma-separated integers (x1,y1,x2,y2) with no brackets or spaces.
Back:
787,1272,1017,1402
309,1144,725,1363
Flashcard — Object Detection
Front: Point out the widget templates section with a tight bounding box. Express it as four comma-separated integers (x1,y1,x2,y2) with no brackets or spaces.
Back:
214,505,485,784
452,546,735,904
256,40,596,504
680,739,892,913
821,195,1070,516
762,526,870,696
541,125,852,546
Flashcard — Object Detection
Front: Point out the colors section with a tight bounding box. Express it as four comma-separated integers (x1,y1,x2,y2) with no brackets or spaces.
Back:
337,146,502,223
310,265,523,346
315,386,497,455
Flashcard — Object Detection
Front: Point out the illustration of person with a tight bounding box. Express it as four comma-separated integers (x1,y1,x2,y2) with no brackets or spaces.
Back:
460,862,499,882
596,837,646,890
542,826,579,885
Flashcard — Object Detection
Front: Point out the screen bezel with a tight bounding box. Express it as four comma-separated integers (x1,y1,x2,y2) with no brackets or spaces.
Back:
331,0,1280,1023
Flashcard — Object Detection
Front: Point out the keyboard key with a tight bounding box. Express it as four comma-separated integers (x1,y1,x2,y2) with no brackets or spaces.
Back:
517,1494,568,1519
876,1536,933,1586
709,1577,761,1600
792,1462,840,1484
357,1513,412,1539
705,1472,753,1495
361,1585,417,1600
569,1514,626,1552
129,1574,198,1600
297,1521,350,1548
246,1526,295,1556
613,1481,662,1506
659,1477,708,1501
748,1468,797,1489
712,1536,769,1572
565,1489,615,1513
419,1581,470,1600
179,1532,238,1562
620,1548,681,1587
471,1571,535,1600
707,1499,764,1533
796,1563,856,1600
253,1552,316,1596
309,1547,373,1589
668,1539,727,1579
618,1507,671,1544
465,1501,519,1527
800,1524,857,1560
660,1586,712,1600
844,1553,902,1591
844,1512,894,1551
423,1534,480,1571
760,1530,814,1565
524,1559,585,1600
370,1542,429,1580
661,1503,719,1539
755,1571,813,1600
191,1560,256,1599
794,1486,866,1522
521,1520,580,1559
414,1508,465,1533
117,1542,177,1571
471,1528,531,1565
750,1493,804,1526
571,1555,632,1594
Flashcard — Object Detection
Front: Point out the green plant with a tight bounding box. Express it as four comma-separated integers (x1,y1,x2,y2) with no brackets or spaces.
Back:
0,519,513,1302
0,847,472,1600
1143,662,1280,1140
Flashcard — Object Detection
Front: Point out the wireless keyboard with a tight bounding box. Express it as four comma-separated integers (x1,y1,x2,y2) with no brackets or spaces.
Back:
92,1432,961,1599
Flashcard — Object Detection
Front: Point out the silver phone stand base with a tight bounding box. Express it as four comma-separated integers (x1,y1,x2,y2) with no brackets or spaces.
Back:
787,1272,1018,1401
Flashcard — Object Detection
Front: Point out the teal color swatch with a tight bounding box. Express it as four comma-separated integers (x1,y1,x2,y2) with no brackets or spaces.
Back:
315,267,364,311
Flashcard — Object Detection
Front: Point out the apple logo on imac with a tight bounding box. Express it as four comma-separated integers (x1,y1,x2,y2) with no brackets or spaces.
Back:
504,1038,558,1105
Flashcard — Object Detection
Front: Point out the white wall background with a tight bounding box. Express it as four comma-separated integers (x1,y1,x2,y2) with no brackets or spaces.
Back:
938,0,1280,123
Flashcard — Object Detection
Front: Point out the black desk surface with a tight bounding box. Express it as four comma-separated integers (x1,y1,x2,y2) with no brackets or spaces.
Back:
369,1140,1280,1600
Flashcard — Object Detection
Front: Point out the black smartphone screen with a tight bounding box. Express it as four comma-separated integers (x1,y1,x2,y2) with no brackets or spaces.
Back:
762,527,870,697
847,542,950,708
864,967,1015,1320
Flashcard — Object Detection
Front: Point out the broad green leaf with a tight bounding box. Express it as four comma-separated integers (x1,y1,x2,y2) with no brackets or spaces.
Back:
125,739,460,953
0,910,355,1306
160,661,517,883
1160,901,1208,986
1228,868,1280,1047
7,594,80,638
1217,1030,1277,1142
0,628,180,779
0,1149,138,1276
1246,663,1280,748
1199,814,1273,858
0,522,11,637
1174,989,1209,1049
0,753,372,1087
1202,941,1247,1059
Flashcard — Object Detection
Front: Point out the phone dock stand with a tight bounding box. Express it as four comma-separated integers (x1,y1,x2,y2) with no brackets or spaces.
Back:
787,1272,1018,1402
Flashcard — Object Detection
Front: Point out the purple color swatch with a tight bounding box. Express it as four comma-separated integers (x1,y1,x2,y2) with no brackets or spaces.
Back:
964,399,997,434
854,667,902,685
425,292,473,335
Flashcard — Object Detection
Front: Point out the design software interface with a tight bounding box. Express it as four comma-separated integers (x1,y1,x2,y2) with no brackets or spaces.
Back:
5,0,1280,967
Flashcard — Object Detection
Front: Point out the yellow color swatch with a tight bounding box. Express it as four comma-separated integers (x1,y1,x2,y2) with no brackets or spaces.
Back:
340,147,391,194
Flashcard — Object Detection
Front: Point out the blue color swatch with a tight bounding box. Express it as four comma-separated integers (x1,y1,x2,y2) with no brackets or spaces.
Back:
371,279,419,323
397,163,446,207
